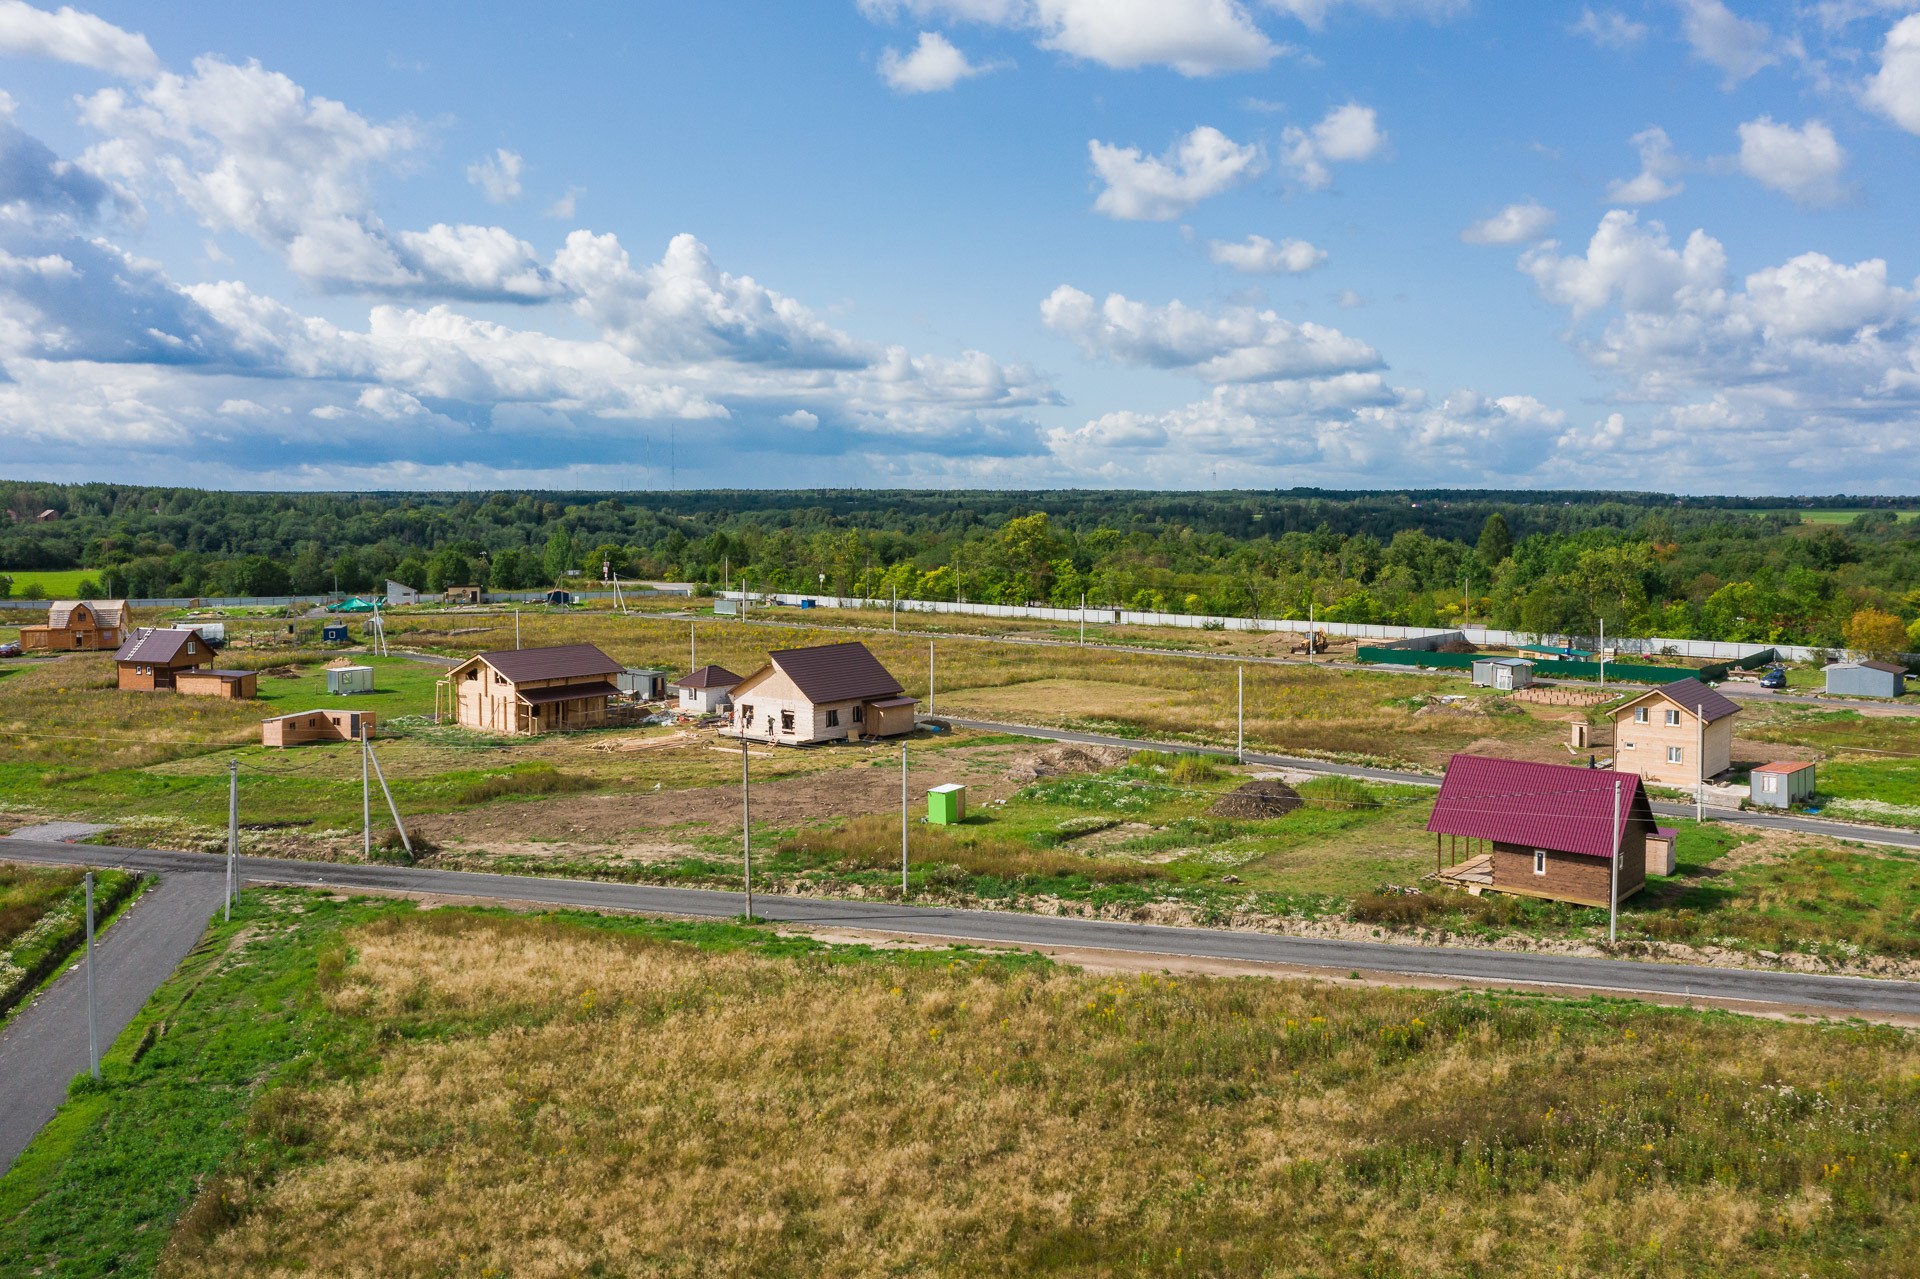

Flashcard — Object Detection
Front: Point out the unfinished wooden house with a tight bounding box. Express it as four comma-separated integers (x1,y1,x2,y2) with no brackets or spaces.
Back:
113,627,213,690
20,600,130,651
1428,754,1655,907
725,641,917,745
445,642,623,734
262,708,376,747
1610,678,1740,788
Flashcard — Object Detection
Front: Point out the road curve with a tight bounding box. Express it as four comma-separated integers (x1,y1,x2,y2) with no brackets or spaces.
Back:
4,837,1917,1020
0,866,224,1172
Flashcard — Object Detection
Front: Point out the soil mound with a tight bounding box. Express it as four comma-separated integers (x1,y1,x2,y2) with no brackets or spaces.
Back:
1006,743,1132,783
1210,778,1303,819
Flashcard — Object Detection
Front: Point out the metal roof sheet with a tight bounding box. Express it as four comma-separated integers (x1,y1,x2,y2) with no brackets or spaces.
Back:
1622,677,1741,724
768,642,904,704
867,695,919,709
1752,760,1815,774
1426,754,1655,860
673,664,743,690
476,643,623,684
113,627,208,666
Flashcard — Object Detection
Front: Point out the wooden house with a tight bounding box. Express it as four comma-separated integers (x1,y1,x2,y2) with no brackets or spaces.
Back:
443,585,483,605
262,708,375,747
19,600,130,651
1609,678,1740,788
175,668,258,699
446,642,623,734
113,627,213,690
672,664,742,714
1429,754,1654,906
725,642,917,745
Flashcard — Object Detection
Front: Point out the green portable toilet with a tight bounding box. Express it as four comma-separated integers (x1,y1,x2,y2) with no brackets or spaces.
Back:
927,783,967,825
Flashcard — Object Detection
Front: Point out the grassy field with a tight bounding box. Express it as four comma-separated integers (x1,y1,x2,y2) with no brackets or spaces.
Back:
6,891,1919,1278
0,864,81,948
0,866,143,1026
1767,509,1920,524
0,570,99,598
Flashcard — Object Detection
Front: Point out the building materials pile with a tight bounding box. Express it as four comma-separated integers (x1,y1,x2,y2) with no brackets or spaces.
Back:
1004,743,1132,782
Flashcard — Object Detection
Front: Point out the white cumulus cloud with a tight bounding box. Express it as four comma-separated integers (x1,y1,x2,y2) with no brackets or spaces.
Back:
1677,0,1777,87
1088,125,1259,220
878,31,997,91
858,0,1279,76
1571,8,1647,48
1207,233,1326,273
1461,201,1555,246
0,0,158,78
1605,126,1685,203
1864,13,1920,134
1041,284,1381,382
466,148,523,203
1736,116,1846,206
1281,102,1386,190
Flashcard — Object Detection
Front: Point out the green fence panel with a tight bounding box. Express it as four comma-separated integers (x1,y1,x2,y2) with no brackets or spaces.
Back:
1357,648,1701,684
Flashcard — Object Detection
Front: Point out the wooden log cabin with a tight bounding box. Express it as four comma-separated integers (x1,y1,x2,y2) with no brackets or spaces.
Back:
113,627,213,691
1427,754,1656,907
444,643,623,734
262,708,376,747
20,600,130,651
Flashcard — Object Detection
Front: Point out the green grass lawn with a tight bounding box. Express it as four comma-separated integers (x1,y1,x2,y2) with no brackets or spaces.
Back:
1764,508,1920,524
0,570,101,598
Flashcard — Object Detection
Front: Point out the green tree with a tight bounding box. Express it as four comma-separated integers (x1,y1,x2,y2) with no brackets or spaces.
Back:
1845,607,1908,658
1477,512,1513,570
426,548,473,592
543,527,577,583
391,557,427,591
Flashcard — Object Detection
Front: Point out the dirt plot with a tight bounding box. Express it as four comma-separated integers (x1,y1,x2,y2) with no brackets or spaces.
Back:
413,740,1028,853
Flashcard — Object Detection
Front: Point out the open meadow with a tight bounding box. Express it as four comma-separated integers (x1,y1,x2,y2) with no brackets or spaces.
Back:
4,890,1918,1279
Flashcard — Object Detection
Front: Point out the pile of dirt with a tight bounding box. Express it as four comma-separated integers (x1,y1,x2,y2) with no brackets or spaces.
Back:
1436,638,1479,654
1005,742,1133,782
1210,778,1303,819
1412,696,1488,718
256,664,303,679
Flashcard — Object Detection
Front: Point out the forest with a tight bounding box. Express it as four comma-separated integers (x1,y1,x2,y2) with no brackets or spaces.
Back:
2,480,1918,651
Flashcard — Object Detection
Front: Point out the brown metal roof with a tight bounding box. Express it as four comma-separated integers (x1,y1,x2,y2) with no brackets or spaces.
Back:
673,664,743,690
1752,760,1815,774
1859,660,1907,674
867,695,919,709
1428,755,1655,860
768,641,904,704
477,643,623,684
518,680,619,705
1623,677,1741,724
114,627,209,667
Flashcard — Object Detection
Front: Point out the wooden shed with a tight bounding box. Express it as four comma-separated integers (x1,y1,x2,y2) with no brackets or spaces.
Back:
113,627,213,690
1429,754,1654,907
262,708,375,747
19,600,131,652
725,641,917,745
176,668,258,699
445,643,623,734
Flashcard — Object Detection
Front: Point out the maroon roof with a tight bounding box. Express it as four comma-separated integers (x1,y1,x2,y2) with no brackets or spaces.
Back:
1427,754,1655,860
768,641,904,704
1859,660,1907,674
113,627,210,667
1752,760,1814,774
476,643,623,684
673,664,743,690
1629,677,1741,724
518,680,618,705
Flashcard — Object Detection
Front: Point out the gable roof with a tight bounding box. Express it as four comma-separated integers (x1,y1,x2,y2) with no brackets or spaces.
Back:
768,641,904,704
1616,677,1741,724
113,627,208,666
1427,754,1655,860
474,643,623,684
674,664,743,690
1826,659,1907,674
1752,760,1815,775
48,600,127,629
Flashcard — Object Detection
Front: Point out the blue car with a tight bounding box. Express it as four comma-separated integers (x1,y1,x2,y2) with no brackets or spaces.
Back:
1759,667,1787,689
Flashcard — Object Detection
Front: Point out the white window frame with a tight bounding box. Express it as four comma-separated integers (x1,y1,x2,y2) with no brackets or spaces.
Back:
1533,849,1547,876
1633,706,1649,724
1667,746,1683,764
1664,708,1680,726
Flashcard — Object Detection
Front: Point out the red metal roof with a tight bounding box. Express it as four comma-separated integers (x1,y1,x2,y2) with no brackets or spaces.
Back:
1427,754,1655,860
1752,760,1815,774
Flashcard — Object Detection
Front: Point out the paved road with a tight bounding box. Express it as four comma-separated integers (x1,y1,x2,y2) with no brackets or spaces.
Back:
939,715,1920,851
4,838,1918,1020
0,867,224,1172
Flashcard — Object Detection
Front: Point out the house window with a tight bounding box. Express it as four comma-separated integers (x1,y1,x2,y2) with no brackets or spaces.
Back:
1533,850,1547,876
1633,706,1649,724
1762,775,1778,792
186,641,196,653
825,709,840,728
781,709,795,731
852,705,864,723
1664,709,1680,726
740,705,753,727
1667,746,1683,764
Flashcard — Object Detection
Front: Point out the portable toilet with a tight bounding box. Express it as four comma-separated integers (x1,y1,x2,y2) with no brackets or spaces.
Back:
321,622,350,643
927,783,967,825
327,663,374,695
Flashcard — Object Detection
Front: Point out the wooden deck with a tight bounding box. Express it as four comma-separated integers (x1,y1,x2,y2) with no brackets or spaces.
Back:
1432,853,1494,891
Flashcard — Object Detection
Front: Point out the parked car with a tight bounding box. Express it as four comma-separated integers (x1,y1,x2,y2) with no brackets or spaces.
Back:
1759,666,1787,689
0,641,20,657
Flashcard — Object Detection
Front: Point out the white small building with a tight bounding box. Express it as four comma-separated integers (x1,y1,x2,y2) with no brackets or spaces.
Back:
327,663,374,695
673,664,743,714
1471,657,1534,691
1750,760,1816,809
384,579,420,606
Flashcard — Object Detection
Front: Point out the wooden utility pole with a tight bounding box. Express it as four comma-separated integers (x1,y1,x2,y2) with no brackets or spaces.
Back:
84,871,98,1081
741,733,754,921
226,758,238,920
1608,777,1622,944
1237,666,1245,764
900,742,910,899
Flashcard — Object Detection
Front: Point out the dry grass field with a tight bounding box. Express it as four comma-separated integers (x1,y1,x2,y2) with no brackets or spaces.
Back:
151,907,1920,1278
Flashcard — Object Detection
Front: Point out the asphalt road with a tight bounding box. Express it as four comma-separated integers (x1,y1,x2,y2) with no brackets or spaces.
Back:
0,866,225,1173
4,837,1919,1021
939,716,1920,851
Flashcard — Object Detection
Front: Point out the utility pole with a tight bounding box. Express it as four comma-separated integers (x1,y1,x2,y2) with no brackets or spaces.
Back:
362,725,372,860
1599,616,1606,688
226,758,238,921
514,608,520,649
690,622,696,674
724,556,729,595
901,742,910,899
740,732,753,922
84,870,98,1081
892,584,898,632
1237,666,1245,764
1308,601,1316,666
1463,571,1470,627
1080,592,1086,646
928,640,935,716
1696,703,1706,823
1608,777,1622,944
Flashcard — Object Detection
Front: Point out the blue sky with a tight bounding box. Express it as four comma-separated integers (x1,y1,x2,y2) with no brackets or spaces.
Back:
3,0,1920,493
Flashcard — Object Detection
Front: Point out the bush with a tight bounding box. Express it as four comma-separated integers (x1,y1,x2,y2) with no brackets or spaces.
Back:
1350,890,1443,925
456,766,602,805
